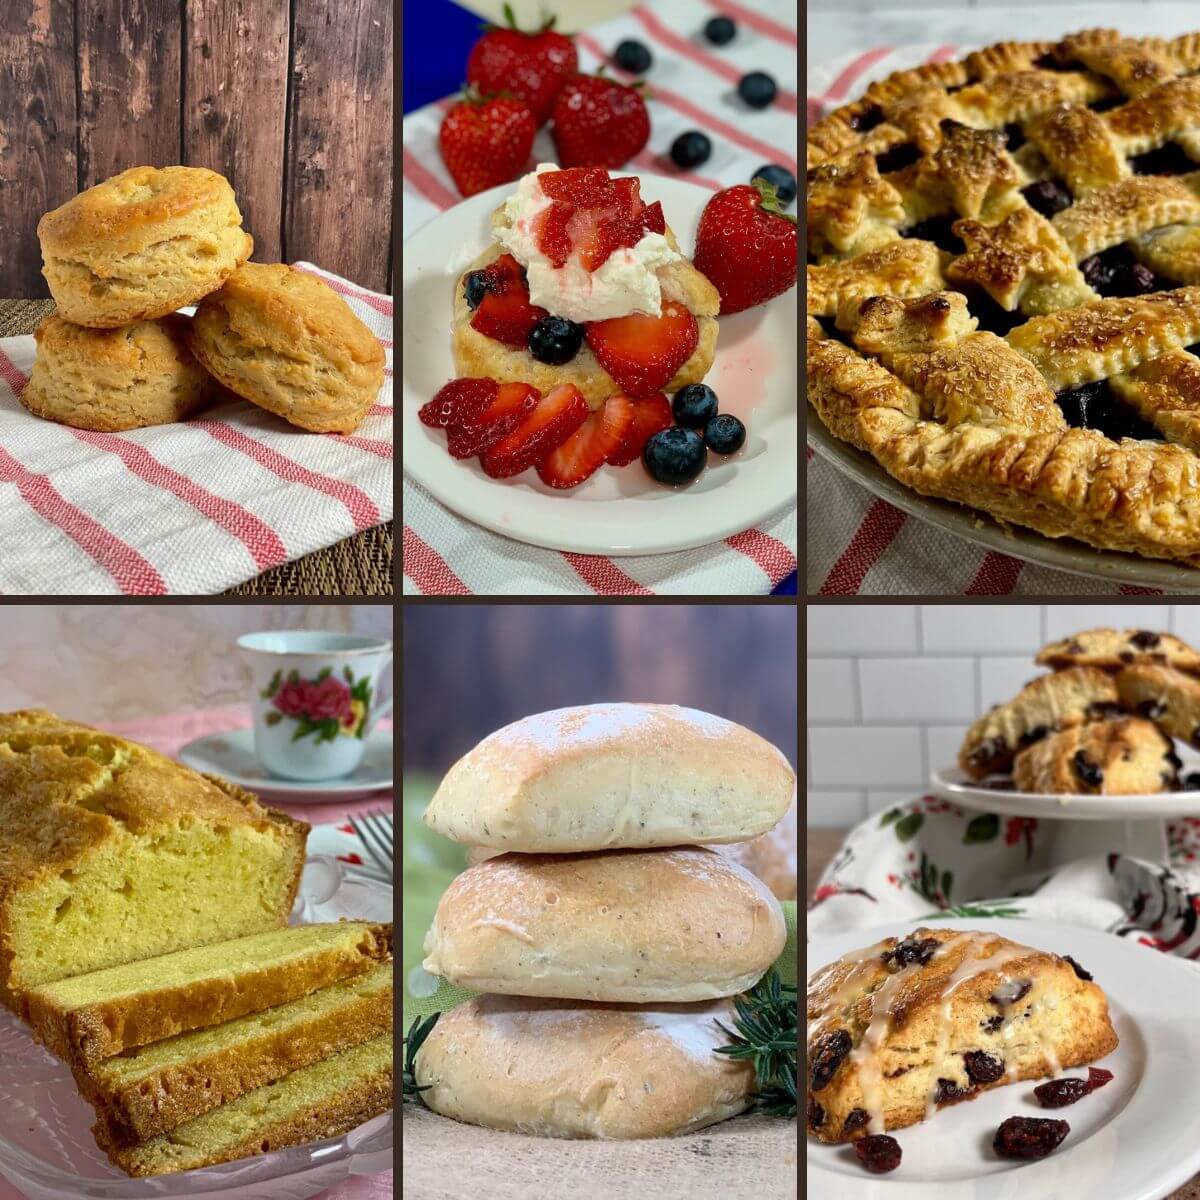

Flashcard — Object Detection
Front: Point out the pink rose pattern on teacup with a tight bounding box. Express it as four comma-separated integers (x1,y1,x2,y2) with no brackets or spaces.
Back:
261,666,371,743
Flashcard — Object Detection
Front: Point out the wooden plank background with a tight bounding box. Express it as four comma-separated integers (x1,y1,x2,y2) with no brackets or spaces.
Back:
0,0,392,298
402,605,799,772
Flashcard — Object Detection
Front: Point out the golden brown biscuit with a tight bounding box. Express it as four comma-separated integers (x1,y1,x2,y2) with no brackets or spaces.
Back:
38,166,253,328
20,314,214,432
189,263,386,433
451,241,719,410
1012,717,1179,795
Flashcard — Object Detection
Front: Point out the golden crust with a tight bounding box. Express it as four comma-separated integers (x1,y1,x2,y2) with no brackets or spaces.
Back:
1012,716,1176,793
1036,627,1200,673
452,242,719,410
1116,663,1200,746
807,927,1119,1143
20,314,214,432
38,166,252,327
189,263,385,433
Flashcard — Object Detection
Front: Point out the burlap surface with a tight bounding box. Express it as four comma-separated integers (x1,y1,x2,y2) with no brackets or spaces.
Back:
0,299,393,596
402,1104,798,1200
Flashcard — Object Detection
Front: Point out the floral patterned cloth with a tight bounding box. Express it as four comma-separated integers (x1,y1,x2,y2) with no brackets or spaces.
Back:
809,794,1200,960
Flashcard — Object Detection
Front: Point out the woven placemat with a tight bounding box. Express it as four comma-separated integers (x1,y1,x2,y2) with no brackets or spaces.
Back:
0,299,393,595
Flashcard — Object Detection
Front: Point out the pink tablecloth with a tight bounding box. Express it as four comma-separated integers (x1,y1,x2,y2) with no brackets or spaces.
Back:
0,705,393,1200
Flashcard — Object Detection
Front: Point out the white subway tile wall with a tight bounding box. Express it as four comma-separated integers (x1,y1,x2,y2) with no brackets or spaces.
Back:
807,605,1200,826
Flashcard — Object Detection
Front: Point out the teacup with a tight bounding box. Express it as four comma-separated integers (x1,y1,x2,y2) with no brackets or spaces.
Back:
238,631,393,781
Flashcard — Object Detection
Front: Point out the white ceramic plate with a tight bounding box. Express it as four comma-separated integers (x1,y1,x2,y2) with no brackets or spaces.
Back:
808,415,1200,592
808,917,1200,1199
178,727,392,803
931,766,1200,820
403,175,797,555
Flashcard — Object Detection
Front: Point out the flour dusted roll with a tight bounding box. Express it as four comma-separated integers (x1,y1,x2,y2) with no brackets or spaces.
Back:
422,846,786,1002
423,703,796,852
414,995,756,1138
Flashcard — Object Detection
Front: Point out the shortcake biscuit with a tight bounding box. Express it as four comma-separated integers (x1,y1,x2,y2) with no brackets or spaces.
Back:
189,263,385,433
38,166,253,327
20,314,214,432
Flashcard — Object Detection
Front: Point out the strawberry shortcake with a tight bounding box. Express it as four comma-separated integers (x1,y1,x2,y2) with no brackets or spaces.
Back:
451,164,719,407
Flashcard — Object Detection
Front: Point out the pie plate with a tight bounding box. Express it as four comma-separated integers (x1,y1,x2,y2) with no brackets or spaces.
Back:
403,175,797,555
808,918,1200,1200
808,416,1200,593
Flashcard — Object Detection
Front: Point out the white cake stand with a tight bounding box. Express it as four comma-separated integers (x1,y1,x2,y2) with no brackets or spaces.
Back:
931,767,1200,863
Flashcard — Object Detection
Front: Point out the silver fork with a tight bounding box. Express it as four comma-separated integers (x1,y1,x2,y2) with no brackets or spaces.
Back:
348,808,394,884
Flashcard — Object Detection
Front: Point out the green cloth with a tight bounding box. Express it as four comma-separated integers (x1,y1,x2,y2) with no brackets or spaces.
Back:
402,771,798,1028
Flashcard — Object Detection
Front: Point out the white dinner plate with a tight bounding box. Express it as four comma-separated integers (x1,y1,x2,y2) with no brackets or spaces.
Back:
931,766,1200,820
808,415,1200,592
403,175,797,555
808,918,1200,1199
178,727,392,802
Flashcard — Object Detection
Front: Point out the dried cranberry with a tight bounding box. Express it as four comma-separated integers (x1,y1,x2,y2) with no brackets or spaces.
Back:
934,1078,973,1104
1191,725,1200,750
990,979,1031,1005
854,1134,902,1174
994,1116,1070,1159
848,104,884,133
1087,701,1125,720
1064,955,1093,981
1018,724,1049,746
970,737,1008,770
964,1051,1005,1085
1137,698,1167,720
1131,631,1161,650
981,1014,1004,1033
881,936,939,970
1034,1078,1088,1108
843,1108,869,1135
807,1097,825,1128
1087,1067,1114,1091
1073,751,1104,789
809,1029,851,1092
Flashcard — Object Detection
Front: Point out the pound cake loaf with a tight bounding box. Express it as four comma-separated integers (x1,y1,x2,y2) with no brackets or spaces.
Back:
97,1033,393,1176
24,920,391,1067
807,928,1118,1144
83,959,393,1144
0,710,308,1013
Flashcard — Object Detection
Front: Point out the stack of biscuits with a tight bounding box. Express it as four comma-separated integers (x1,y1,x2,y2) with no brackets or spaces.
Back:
25,165,384,435
958,627,1200,795
415,703,794,1139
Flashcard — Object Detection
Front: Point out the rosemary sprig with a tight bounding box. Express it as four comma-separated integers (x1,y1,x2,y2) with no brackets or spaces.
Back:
713,969,798,1118
402,1012,441,1103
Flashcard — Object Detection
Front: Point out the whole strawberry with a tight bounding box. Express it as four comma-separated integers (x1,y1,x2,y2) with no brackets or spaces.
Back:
466,4,577,127
439,89,536,198
694,180,797,314
551,73,650,169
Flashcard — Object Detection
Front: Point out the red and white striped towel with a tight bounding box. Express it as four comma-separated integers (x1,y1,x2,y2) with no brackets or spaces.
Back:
402,0,797,595
808,44,1171,597
0,263,393,596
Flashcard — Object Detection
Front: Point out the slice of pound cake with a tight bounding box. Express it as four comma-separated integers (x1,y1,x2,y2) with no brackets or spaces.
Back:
807,928,1118,1143
0,710,308,1012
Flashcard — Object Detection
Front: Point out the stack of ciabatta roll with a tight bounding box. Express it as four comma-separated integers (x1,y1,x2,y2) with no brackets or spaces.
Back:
417,703,795,1139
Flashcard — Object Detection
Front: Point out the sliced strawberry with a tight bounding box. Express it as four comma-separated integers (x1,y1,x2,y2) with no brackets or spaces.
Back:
470,254,548,347
610,175,643,216
585,303,699,397
419,378,497,428
537,394,635,488
606,393,673,466
447,382,540,458
535,202,575,268
638,200,665,236
577,216,626,271
481,383,589,478
539,167,613,204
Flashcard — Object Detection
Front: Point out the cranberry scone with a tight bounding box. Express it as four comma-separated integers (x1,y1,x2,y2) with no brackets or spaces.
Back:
807,928,1118,1144
1012,717,1179,794
1036,628,1200,674
806,31,1200,566
1116,664,1200,749
959,666,1120,779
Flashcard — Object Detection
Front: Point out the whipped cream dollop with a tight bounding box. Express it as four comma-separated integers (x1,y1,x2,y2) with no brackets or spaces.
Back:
494,163,683,322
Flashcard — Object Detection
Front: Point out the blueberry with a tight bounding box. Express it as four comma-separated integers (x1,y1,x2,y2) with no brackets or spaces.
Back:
670,131,712,170
738,71,777,109
704,15,736,45
672,383,718,428
751,163,796,206
463,270,492,310
528,316,584,365
643,427,706,485
614,39,652,74
705,413,745,455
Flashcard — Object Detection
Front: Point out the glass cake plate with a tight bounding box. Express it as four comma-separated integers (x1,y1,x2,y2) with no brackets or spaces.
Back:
0,857,393,1200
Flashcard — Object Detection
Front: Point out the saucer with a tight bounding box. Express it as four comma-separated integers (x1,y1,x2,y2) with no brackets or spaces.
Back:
178,727,393,802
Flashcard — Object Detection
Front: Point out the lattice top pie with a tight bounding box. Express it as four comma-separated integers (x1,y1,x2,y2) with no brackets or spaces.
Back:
807,30,1200,566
